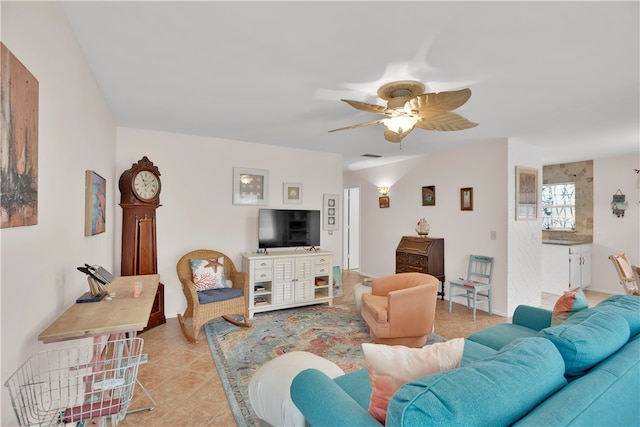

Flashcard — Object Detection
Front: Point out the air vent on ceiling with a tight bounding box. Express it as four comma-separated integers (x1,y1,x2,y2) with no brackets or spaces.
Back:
361,153,382,158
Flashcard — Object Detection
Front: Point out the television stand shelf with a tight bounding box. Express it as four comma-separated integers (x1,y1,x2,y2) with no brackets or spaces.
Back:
242,250,333,318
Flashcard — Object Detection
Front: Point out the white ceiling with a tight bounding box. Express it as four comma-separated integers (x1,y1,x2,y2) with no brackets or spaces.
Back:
61,1,640,171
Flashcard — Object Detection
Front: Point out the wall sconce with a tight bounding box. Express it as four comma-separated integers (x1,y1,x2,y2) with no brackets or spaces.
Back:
611,189,628,218
377,187,390,208
377,187,390,196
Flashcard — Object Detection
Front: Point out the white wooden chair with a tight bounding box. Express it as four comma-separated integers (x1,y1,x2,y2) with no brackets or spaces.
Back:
448,255,495,321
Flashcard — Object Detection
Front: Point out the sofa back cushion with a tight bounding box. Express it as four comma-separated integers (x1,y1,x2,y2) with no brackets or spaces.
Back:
538,308,630,378
386,338,566,426
513,333,640,427
466,323,539,351
592,294,640,337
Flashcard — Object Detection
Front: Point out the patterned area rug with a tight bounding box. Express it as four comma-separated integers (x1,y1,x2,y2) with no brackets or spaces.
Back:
204,303,446,426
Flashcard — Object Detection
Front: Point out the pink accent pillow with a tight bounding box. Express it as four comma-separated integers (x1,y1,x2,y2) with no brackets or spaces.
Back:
362,338,465,424
552,287,588,326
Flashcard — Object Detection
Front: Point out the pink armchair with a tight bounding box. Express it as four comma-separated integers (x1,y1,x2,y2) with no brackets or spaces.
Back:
361,272,439,347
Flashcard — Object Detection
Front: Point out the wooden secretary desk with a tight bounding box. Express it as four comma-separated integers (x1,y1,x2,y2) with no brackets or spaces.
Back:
395,236,446,299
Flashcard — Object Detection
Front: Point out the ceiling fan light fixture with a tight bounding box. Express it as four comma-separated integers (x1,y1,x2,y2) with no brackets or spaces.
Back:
384,116,418,133
329,80,476,142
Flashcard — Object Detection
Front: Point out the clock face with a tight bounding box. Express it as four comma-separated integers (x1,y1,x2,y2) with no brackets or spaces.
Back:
133,170,160,201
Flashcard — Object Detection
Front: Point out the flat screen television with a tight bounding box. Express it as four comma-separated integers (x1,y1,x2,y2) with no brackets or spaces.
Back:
258,209,321,249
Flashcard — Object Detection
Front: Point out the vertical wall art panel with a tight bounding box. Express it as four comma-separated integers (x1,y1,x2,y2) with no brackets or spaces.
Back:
323,194,339,230
1,43,39,228
85,170,106,236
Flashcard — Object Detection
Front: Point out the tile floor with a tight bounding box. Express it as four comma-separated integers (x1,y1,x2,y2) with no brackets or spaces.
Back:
120,270,612,427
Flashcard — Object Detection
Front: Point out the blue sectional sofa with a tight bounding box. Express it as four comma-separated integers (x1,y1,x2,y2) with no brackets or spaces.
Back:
290,294,640,426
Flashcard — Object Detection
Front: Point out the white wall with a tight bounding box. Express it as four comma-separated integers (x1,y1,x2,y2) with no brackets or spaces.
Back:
344,139,511,316
506,140,544,313
115,127,344,319
591,153,640,293
1,2,116,424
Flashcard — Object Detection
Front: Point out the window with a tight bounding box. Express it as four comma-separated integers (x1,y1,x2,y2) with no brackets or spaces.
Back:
542,183,575,230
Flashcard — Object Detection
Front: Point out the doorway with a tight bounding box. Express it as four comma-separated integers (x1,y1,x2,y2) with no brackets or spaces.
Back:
343,186,360,270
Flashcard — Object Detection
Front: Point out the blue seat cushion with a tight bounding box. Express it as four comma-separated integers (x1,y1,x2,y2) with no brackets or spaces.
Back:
538,308,630,378
592,294,640,337
197,287,243,304
386,338,566,426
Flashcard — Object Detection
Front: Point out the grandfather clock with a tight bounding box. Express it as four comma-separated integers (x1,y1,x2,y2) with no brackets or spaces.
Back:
119,156,166,331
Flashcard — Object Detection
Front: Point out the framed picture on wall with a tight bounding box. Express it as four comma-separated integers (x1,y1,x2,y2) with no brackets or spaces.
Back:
422,185,436,206
516,166,538,220
1,43,39,229
460,187,473,211
323,194,339,230
283,182,303,204
85,170,106,236
233,167,269,205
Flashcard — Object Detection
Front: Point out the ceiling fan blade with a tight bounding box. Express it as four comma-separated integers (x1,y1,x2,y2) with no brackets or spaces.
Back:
415,111,479,131
341,99,390,115
328,118,386,133
408,88,472,112
384,127,413,143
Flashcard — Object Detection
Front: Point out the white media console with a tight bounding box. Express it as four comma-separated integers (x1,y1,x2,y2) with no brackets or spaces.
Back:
242,250,333,318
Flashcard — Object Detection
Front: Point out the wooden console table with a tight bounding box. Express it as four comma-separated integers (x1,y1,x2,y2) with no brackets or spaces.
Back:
38,274,160,415
39,274,159,343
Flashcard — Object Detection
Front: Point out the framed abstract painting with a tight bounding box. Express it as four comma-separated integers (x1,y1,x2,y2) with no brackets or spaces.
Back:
85,170,106,236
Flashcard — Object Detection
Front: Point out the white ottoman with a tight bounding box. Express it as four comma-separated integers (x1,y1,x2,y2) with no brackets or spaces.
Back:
353,282,373,311
248,351,345,427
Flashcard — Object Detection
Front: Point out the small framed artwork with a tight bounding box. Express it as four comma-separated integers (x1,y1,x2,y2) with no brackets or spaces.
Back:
461,187,473,211
516,166,538,220
85,170,106,236
283,182,303,204
233,167,269,205
422,185,436,206
379,196,390,208
323,194,339,230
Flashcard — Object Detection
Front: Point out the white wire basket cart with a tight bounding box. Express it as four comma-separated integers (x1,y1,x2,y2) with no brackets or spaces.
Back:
4,337,144,426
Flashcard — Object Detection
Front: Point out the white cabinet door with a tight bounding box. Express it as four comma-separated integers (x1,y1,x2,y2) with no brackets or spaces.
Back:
294,257,314,302
542,244,570,294
569,251,581,289
543,243,591,294
274,258,294,304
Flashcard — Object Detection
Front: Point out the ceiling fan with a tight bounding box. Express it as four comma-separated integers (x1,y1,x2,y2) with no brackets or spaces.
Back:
328,80,478,143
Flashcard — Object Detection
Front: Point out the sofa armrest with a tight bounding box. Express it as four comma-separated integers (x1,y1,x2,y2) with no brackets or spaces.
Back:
291,369,382,427
512,305,552,331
